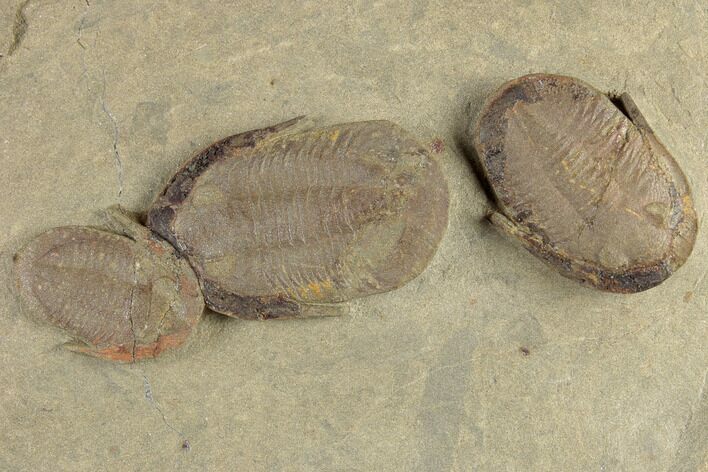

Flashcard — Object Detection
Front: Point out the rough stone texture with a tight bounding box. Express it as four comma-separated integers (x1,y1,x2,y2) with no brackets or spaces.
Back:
0,1,705,470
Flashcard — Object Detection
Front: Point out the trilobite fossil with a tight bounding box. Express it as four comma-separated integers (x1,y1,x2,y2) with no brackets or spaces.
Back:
148,118,449,319
472,73,697,292
13,207,204,361
13,118,449,360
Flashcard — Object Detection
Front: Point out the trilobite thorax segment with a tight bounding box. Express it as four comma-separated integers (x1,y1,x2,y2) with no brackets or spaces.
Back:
474,74,696,292
148,120,449,314
13,226,203,360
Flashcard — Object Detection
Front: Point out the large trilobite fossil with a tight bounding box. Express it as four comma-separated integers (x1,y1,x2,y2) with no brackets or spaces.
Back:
147,118,449,319
472,73,697,292
13,119,449,360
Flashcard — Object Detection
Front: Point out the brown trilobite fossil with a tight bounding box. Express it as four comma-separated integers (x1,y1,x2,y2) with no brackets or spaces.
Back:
147,118,449,319
473,73,697,293
13,207,204,361
13,118,449,360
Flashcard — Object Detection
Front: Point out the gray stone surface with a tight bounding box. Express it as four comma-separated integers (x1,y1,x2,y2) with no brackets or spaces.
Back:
1,1,705,470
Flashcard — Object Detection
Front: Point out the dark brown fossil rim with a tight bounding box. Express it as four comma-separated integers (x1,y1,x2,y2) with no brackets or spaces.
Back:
472,73,697,293
147,117,450,319
146,117,305,254
146,117,315,320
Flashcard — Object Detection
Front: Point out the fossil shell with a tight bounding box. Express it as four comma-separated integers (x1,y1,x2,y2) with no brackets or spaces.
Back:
473,73,697,293
147,118,449,318
13,225,204,361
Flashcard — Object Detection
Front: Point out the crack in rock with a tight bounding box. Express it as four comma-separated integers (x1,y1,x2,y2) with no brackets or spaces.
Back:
76,12,87,50
142,375,184,438
75,10,125,200
100,73,124,198
76,12,91,83
128,259,138,363
5,0,31,58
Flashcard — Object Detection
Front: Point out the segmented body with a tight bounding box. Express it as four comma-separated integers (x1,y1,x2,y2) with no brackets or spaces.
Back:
474,74,696,292
148,120,449,318
13,226,204,360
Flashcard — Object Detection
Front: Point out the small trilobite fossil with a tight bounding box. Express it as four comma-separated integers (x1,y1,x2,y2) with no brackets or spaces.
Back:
473,73,697,292
148,118,449,319
13,207,204,361
13,118,449,360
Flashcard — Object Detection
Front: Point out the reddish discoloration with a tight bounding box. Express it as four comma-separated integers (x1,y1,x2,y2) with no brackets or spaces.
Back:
72,344,133,362
431,138,444,154
179,274,201,298
146,238,167,256
70,330,191,362
13,220,204,362
134,330,192,360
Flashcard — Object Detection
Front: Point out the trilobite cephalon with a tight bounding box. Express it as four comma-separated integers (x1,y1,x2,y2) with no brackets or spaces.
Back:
147,118,449,319
13,119,449,360
473,73,697,293
13,208,204,361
